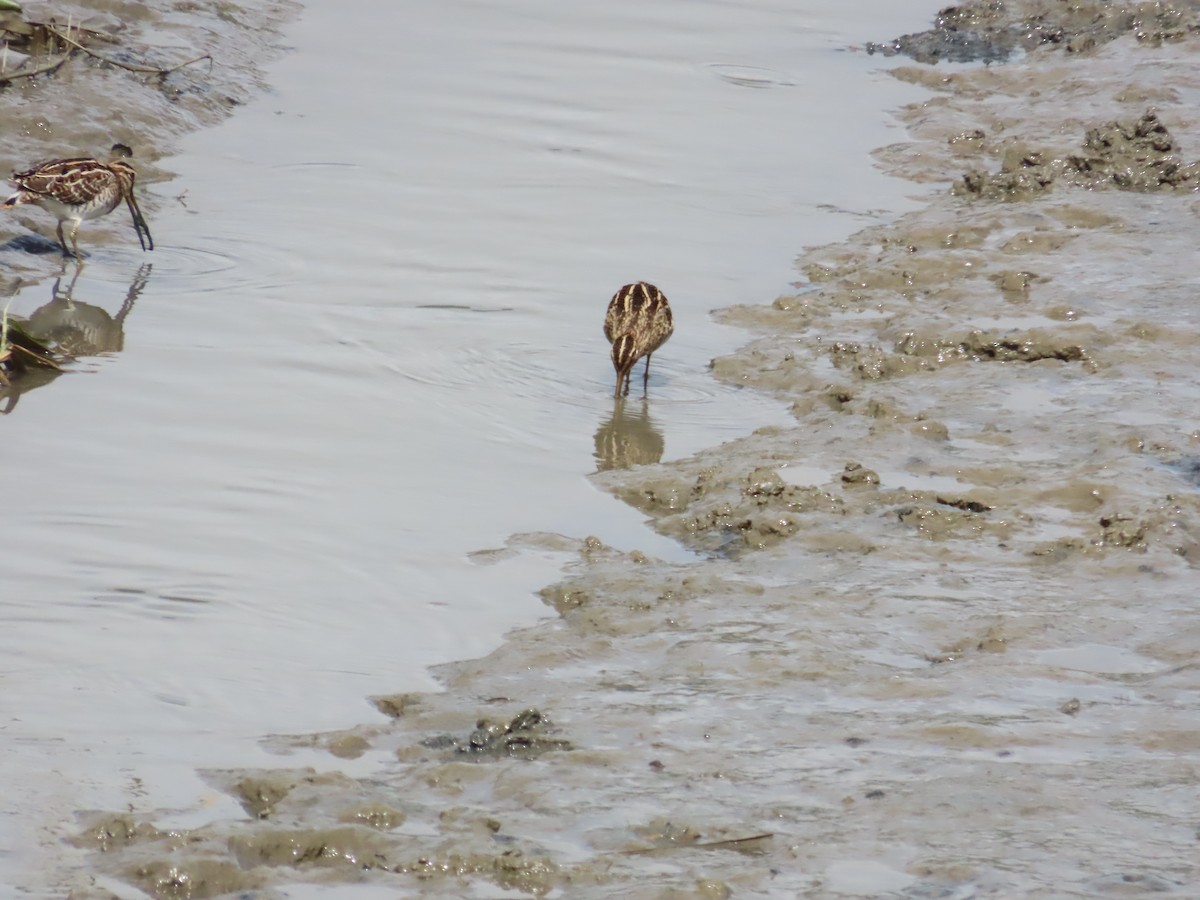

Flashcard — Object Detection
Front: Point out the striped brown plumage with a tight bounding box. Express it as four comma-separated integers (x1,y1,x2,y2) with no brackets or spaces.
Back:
603,281,674,398
3,143,153,257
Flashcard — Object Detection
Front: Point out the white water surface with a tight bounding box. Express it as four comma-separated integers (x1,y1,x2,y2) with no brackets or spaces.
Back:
0,0,935,890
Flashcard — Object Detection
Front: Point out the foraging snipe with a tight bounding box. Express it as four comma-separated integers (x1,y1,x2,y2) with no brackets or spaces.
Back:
3,143,153,257
603,281,674,398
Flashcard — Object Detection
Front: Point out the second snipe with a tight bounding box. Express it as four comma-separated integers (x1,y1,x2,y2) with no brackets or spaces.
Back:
3,143,154,257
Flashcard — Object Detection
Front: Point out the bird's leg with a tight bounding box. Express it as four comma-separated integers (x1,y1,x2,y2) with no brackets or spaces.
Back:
66,257,84,302
55,221,69,257
642,354,653,394
67,221,83,260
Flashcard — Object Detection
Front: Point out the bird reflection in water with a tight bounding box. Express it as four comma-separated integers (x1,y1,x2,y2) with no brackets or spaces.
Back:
593,397,665,471
0,261,150,413
31,261,149,355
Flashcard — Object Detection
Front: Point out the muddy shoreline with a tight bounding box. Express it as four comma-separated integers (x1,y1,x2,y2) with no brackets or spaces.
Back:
45,1,1200,897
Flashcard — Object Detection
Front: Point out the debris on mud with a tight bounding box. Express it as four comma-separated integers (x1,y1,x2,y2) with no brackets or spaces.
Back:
0,6,210,87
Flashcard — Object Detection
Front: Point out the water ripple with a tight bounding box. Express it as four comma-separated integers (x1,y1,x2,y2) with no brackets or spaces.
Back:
704,63,797,88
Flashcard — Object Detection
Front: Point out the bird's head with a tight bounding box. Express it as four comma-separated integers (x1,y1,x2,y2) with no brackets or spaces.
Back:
611,333,637,375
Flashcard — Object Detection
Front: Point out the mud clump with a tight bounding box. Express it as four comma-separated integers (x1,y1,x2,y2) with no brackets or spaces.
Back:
830,328,1094,378
603,435,1022,554
1095,513,1148,551
990,269,1043,300
372,692,422,719
72,813,163,852
683,471,845,555
340,803,407,830
228,826,392,870
325,732,371,759
1070,110,1200,190
867,0,1200,64
127,859,262,900
231,774,297,820
957,144,1062,200
422,708,572,759
829,340,931,380
902,329,1091,365
957,110,1200,198
393,849,558,896
841,462,880,487
895,501,993,541
1032,500,1199,560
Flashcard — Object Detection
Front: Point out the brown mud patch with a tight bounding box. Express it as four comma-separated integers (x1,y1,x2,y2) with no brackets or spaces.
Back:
69,2,1200,897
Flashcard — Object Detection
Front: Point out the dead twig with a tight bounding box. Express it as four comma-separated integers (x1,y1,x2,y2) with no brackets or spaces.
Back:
10,341,62,369
159,52,213,76
43,22,211,77
620,832,775,856
0,52,70,84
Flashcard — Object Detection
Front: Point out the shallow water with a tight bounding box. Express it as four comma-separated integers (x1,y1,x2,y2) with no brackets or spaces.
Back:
0,0,935,890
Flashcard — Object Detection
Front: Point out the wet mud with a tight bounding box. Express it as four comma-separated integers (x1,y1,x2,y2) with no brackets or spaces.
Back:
65,1,1200,898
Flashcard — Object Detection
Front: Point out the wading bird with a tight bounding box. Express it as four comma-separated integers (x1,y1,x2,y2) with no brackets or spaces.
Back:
603,281,674,398
3,143,153,257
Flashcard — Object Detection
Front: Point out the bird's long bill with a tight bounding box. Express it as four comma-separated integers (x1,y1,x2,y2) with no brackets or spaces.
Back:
613,368,628,399
124,193,154,252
